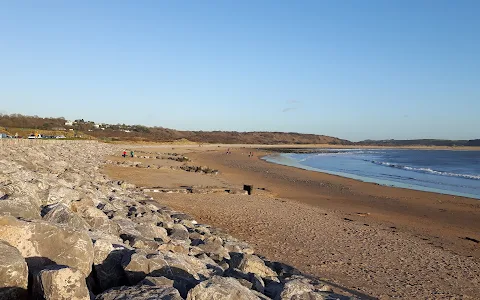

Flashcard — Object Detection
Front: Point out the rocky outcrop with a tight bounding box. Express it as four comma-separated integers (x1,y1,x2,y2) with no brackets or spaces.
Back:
0,240,28,300
32,265,90,300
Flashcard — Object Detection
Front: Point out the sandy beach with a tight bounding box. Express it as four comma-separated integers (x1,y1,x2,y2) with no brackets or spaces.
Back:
104,144,480,299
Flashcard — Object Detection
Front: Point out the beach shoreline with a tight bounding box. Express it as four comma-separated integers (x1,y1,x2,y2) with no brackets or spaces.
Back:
261,151,480,200
104,144,480,298
185,148,480,258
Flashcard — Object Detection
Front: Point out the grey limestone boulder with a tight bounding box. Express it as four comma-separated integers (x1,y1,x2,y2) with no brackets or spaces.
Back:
0,240,28,300
224,241,255,255
75,205,119,235
168,223,189,241
139,276,175,287
0,194,41,220
196,237,230,262
135,223,169,242
150,251,211,280
121,251,150,285
122,250,212,286
279,278,315,300
157,241,190,255
92,239,130,292
278,277,343,300
113,217,142,237
42,203,90,230
46,186,81,206
0,216,94,276
230,253,278,279
32,265,90,300
96,285,182,300
186,276,261,300
130,238,162,251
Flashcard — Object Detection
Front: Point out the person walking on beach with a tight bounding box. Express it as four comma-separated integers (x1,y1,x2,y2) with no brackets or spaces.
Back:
130,150,134,158
122,151,127,158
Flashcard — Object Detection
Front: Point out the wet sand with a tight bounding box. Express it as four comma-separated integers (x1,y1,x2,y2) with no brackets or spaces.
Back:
104,145,480,299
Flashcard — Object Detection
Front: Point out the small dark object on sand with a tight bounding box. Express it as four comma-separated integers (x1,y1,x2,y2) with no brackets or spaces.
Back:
243,185,253,195
465,237,479,243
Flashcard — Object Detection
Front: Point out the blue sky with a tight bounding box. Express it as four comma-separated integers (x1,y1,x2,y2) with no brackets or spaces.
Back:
1,1,478,141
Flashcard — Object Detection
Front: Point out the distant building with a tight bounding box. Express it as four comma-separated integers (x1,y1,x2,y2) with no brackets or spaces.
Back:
94,124,100,128
65,121,74,126
0,133,7,139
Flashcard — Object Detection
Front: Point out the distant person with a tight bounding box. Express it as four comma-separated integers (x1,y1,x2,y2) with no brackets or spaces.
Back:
130,150,134,158
122,151,127,158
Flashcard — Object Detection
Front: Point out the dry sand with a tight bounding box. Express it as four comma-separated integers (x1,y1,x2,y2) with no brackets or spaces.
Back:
104,144,480,299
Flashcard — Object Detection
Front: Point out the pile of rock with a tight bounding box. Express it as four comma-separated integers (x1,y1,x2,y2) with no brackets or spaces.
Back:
133,152,191,162
107,160,219,175
143,187,248,195
0,142,351,299
179,165,219,175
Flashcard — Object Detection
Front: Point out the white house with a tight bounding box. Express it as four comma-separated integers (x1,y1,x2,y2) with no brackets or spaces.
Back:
65,120,74,126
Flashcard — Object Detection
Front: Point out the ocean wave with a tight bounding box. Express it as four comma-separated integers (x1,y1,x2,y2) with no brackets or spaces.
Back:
296,150,385,162
370,160,480,180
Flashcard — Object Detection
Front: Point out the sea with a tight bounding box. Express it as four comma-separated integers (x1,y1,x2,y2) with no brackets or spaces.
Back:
263,149,480,199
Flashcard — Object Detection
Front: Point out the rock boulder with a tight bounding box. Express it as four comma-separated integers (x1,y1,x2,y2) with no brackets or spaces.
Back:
0,216,94,276
186,276,260,300
96,285,182,300
0,240,28,300
0,195,41,220
43,203,90,230
32,265,90,300
92,239,130,292
230,253,278,279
